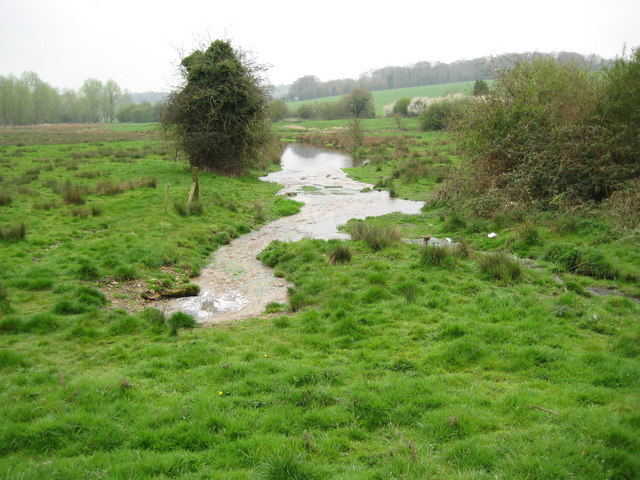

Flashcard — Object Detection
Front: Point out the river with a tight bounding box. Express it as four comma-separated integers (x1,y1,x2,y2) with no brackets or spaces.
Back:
162,144,424,323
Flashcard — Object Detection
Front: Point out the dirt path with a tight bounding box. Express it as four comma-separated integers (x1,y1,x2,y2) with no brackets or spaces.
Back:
160,144,423,324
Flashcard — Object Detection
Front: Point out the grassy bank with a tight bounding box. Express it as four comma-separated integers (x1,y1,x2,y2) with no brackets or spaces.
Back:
1,121,639,479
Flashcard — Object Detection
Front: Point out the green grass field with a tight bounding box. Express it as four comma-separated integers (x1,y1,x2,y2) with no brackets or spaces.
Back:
286,81,477,116
1,121,639,479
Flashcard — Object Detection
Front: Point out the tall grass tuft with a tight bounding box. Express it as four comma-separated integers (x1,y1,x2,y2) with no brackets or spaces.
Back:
328,244,352,264
0,222,26,242
61,182,86,205
167,311,196,335
0,192,12,206
0,282,10,314
479,252,523,284
420,245,451,266
174,200,204,216
544,244,619,279
348,220,402,251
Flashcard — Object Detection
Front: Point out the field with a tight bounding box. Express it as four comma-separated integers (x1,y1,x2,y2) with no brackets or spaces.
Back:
1,121,639,479
286,81,477,116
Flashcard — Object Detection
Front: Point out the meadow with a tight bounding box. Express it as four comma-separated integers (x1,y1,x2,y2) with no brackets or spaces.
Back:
1,121,639,479
285,81,477,117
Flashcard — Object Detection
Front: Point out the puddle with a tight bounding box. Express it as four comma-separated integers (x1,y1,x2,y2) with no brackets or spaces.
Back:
162,144,424,324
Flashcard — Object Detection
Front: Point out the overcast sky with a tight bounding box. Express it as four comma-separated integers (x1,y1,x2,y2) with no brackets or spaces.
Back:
1,0,639,93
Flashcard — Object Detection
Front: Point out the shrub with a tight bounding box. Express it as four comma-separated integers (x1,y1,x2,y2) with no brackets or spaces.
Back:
448,55,640,207
479,252,523,283
0,222,26,242
348,220,402,251
419,94,468,131
516,220,542,245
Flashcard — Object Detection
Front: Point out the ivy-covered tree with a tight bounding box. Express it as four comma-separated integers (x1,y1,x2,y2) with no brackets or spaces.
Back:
162,40,272,175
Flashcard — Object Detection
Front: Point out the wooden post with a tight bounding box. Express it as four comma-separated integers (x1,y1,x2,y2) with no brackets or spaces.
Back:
186,182,197,210
192,167,200,202
164,184,170,214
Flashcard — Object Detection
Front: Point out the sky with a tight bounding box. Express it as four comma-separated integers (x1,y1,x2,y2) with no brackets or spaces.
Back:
1,0,639,93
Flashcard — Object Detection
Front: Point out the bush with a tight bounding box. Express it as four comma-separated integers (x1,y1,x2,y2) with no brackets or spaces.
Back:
447,53,640,208
419,95,468,131
348,220,402,251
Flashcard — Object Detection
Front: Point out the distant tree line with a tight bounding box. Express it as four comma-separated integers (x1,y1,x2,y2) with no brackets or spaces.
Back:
283,51,608,101
0,72,163,126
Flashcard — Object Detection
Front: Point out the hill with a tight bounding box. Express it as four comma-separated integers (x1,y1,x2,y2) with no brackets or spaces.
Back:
286,81,477,116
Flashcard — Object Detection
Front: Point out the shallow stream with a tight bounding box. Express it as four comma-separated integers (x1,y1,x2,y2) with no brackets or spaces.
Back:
162,144,424,323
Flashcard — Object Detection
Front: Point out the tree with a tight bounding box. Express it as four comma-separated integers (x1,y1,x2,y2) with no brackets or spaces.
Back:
162,40,273,175
268,99,288,121
102,79,121,123
472,79,489,96
341,88,375,118
80,78,104,122
392,97,411,116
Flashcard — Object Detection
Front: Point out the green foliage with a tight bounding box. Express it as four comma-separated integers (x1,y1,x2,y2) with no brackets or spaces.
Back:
420,245,452,266
116,101,163,123
162,40,273,175
348,220,402,251
0,222,26,242
0,282,10,314
392,97,411,116
478,252,523,283
268,99,289,121
447,52,640,210
419,96,469,131
543,244,619,279
328,243,351,264
340,88,375,118
167,311,197,331
472,79,490,96
274,197,302,216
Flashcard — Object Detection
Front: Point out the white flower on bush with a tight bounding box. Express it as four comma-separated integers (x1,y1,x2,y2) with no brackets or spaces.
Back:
383,101,397,118
407,97,433,117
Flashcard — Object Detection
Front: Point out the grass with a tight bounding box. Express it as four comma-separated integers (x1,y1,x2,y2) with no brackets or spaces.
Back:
0,122,639,479
286,81,477,116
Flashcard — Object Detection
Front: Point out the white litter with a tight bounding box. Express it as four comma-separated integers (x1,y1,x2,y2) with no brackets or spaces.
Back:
488,232,498,238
